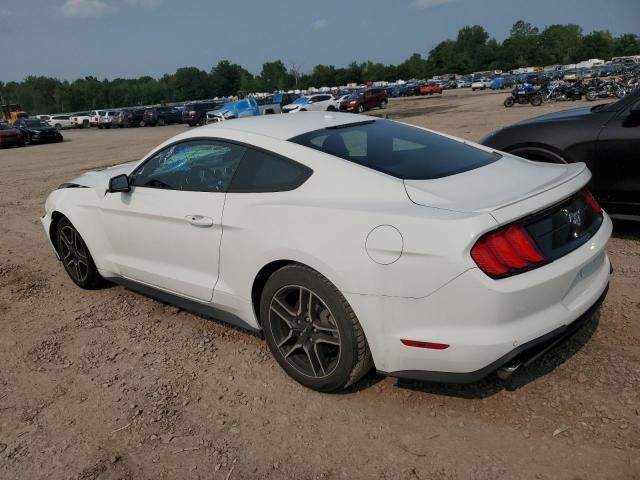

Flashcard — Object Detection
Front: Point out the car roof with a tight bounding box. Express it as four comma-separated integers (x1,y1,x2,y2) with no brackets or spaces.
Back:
195,111,367,141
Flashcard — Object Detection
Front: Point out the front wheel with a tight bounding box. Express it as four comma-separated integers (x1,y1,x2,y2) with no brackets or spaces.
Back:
503,97,515,107
530,95,543,106
380,100,387,109
326,106,336,112
261,265,372,392
55,217,104,289
157,117,166,126
357,104,365,113
586,91,598,101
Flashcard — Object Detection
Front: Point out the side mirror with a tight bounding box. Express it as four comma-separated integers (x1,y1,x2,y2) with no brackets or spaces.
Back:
630,100,640,117
108,174,131,193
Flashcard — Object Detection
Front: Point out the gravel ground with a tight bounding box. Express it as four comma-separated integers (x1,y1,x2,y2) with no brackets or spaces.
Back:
1,89,639,480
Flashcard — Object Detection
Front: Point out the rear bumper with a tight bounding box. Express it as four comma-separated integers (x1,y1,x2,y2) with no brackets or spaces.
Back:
381,283,608,383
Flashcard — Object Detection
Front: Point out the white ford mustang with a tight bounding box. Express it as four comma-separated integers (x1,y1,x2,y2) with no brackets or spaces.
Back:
42,112,611,392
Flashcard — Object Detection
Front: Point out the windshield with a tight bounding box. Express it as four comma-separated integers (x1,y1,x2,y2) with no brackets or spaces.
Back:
0,123,14,130
289,119,500,180
293,97,310,105
23,119,49,127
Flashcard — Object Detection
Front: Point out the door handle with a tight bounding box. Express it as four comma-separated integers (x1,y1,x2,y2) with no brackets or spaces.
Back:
185,215,214,227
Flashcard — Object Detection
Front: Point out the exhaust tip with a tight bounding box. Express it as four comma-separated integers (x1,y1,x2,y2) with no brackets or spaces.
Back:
497,363,521,380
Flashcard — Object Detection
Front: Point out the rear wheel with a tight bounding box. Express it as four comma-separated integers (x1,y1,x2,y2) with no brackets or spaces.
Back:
158,117,166,126
55,218,104,289
380,99,388,109
261,264,372,392
199,117,207,126
530,95,543,107
357,104,365,113
586,91,598,101
55,124,62,130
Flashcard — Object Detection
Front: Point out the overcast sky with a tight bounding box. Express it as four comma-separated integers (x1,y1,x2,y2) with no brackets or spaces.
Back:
1,0,638,82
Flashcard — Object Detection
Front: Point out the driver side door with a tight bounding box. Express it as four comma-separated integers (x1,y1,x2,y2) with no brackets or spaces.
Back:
101,139,246,302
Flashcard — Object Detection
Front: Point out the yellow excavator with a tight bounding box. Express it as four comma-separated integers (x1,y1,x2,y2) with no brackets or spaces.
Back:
1,103,28,125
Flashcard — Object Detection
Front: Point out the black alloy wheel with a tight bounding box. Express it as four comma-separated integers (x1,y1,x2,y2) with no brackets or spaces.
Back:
261,265,372,392
269,285,342,379
56,218,103,289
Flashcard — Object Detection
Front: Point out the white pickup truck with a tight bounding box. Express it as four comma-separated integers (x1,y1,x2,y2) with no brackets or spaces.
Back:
70,112,91,128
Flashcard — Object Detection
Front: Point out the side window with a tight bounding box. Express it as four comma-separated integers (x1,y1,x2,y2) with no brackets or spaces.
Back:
132,140,246,193
228,148,312,193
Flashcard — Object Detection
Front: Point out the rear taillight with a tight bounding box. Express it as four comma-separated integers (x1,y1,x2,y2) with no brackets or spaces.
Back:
471,224,546,278
582,188,602,215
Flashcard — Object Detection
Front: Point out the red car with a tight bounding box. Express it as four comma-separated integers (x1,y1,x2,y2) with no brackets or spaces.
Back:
0,123,25,148
420,84,443,95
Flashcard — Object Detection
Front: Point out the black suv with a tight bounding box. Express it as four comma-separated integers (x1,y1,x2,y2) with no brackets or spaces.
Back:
182,101,224,126
143,107,181,126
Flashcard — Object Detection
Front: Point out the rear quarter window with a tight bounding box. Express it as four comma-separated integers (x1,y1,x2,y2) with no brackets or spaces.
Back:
228,149,312,193
289,119,499,180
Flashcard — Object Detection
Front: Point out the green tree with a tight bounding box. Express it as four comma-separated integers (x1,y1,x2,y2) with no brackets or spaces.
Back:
579,30,614,60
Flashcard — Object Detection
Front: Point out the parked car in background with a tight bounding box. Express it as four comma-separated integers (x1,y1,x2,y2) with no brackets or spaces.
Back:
114,109,146,128
143,107,182,126
207,98,260,123
90,110,106,127
472,78,491,91
37,115,52,123
14,118,63,144
48,115,74,130
272,92,299,110
182,101,224,126
70,112,91,128
339,88,388,113
420,83,443,95
283,94,337,113
457,79,472,88
0,122,25,148
98,111,118,129
255,96,281,115
482,90,640,219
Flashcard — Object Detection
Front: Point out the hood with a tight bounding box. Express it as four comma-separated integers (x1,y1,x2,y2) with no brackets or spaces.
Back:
513,106,596,126
404,155,589,222
69,161,138,189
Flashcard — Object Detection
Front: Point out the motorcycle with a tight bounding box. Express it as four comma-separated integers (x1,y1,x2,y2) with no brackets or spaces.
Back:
504,84,543,107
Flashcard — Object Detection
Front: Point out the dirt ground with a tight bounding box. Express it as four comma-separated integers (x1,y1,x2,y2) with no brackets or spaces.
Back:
1,88,639,480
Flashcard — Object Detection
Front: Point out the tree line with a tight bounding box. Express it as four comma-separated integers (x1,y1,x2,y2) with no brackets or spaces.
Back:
1,21,638,115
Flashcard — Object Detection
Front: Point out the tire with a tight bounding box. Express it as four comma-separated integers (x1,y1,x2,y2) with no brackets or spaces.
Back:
55,217,104,289
326,106,337,112
55,124,62,130
139,120,146,127
157,117,166,126
357,104,365,113
199,117,206,126
380,99,387,109
503,97,515,107
299,109,307,112
530,95,543,107
586,91,597,101
261,264,373,392
472,88,476,91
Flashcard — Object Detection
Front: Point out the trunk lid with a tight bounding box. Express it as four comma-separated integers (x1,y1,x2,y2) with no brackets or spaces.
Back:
404,156,591,223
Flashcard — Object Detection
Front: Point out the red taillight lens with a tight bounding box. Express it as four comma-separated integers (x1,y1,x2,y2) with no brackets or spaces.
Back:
471,224,546,278
582,188,602,215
